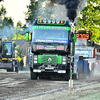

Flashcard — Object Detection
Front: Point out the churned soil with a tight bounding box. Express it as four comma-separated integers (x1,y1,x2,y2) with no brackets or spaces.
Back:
0,69,100,100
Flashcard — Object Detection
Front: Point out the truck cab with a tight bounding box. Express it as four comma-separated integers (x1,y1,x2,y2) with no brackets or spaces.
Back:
0,37,18,72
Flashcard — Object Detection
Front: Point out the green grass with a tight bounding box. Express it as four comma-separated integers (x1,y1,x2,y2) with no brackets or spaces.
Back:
77,92,100,100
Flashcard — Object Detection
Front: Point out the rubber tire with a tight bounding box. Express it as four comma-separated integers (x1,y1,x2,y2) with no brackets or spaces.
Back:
7,69,12,72
64,73,70,81
30,70,37,80
89,65,94,77
73,71,79,80
89,69,94,77
15,67,18,73
7,65,15,72
39,75,43,79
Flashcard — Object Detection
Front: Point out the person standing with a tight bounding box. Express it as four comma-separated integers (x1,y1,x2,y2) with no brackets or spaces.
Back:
20,59,24,71
28,57,31,69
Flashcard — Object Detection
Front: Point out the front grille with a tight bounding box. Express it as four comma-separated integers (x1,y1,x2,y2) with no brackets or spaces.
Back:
42,56,57,64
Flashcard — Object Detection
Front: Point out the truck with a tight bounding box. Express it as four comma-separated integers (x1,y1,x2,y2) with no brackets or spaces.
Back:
25,19,78,81
26,19,95,80
73,30,95,79
0,37,19,72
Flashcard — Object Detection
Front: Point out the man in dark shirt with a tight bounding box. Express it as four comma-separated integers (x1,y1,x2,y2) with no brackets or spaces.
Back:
20,59,24,71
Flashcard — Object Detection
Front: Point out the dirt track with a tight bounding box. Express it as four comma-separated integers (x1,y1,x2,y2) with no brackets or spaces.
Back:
0,70,100,100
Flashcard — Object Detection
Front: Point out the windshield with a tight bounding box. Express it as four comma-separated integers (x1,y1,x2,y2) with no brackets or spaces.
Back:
32,26,71,44
3,43,12,55
33,29,68,40
75,38,87,46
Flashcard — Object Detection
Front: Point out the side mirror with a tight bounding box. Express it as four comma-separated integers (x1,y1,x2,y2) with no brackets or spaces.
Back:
26,30,29,41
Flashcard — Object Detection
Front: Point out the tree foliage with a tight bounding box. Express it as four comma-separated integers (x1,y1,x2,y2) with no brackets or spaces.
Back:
13,33,26,40
0,4,14,40
0,4,6,17
24,0,39,23
0,4,14,28
76,0,100,43
0,0,4,2
12,32,31,40
15,45,23,60
24,0,56,23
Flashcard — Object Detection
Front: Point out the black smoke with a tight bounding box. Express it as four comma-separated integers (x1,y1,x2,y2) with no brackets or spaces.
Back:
65,0,79,21
50,0,80,21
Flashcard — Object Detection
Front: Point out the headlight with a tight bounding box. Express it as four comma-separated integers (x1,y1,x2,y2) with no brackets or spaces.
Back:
62,58,66,61
34,55,38,58
62,62,66,64
62,56,66,61
34,55,38,63
67,58,70,63
62,56,67,64
34,58,37,60
34,61,37,63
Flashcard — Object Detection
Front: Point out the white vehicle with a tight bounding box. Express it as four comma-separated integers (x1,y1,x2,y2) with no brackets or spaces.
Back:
73,30,95,79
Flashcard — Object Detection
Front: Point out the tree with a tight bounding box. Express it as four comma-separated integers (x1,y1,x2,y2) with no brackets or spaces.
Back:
15,45,23,62
13,33,26,40
3,16,14,27
0,4,6,17
0,4,6,29
24,0,39,23
36,0,56,19
76,0,100,43
17,21,22,27
24,0,56,23
0,4,14,39
0,0,4,2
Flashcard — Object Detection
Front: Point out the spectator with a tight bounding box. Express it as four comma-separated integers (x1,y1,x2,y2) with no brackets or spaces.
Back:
20,59,24,71
28,57,31,69
2,44,8,57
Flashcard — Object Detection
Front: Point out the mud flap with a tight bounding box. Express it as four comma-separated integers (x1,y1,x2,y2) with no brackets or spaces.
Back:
83,60,88,75
77,60,88,79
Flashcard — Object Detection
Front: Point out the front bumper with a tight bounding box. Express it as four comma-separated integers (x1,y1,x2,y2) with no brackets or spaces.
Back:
0,63,12,69
33,69,66,73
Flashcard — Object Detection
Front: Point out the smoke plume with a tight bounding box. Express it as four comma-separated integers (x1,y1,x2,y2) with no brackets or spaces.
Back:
50,0,87,21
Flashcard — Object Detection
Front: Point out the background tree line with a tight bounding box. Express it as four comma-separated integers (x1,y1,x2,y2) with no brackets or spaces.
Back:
0,0,100,44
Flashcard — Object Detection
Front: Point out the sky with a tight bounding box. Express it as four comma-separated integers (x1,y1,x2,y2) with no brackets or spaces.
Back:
0,0,30,26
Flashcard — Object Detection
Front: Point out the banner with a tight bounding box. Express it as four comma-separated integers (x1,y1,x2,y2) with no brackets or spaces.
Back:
32,39,71,44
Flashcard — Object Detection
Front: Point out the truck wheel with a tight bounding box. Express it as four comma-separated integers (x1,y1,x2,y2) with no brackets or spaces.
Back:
89,64,94,77
64,73,70,81
7,69,11,72
73,70,79,80
7,65,15,72
30,69,37,80
39,75,43,79
15,67,18,73
89,69,94,77
12,65,15,72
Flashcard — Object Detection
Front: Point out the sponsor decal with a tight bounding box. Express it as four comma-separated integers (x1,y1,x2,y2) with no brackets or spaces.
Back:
33,39,70,44
33,26,71,31
75,51,92,57
36,45,64,50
